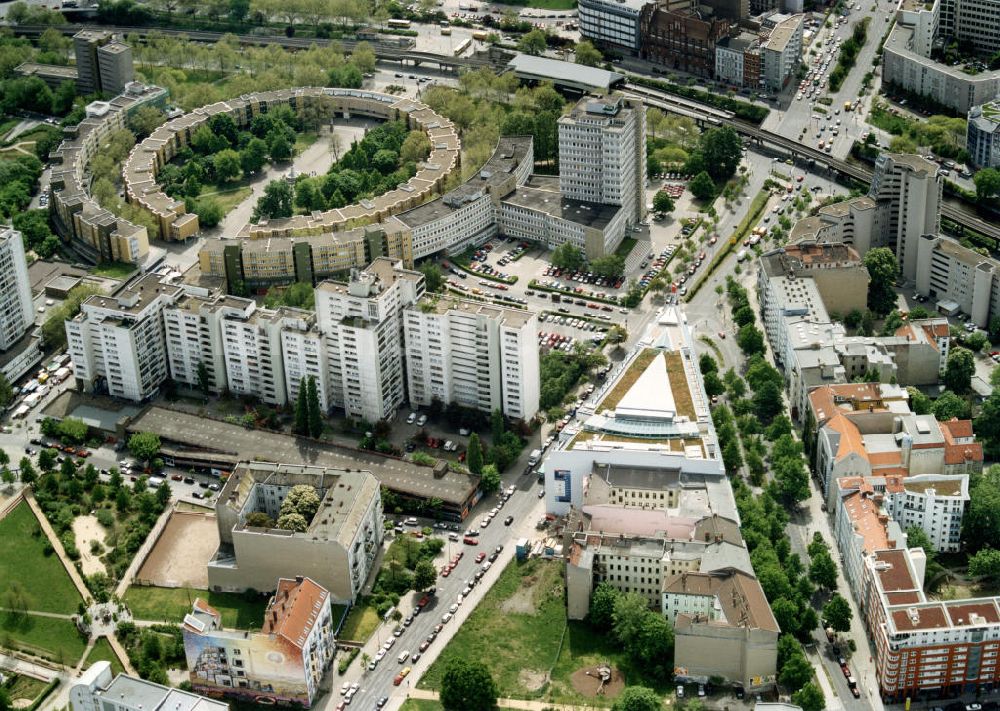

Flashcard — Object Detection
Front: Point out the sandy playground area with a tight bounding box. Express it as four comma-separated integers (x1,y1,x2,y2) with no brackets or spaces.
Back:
73,515,108,576
136,510,218,588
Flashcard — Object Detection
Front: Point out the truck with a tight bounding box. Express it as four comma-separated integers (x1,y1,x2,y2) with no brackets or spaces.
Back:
527,449,542,466
844,100,853,111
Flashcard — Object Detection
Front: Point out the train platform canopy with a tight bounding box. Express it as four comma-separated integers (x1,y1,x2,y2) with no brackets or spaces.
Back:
507,55,625,93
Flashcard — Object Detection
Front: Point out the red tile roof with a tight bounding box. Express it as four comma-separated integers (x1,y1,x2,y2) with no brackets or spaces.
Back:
262,577,329,648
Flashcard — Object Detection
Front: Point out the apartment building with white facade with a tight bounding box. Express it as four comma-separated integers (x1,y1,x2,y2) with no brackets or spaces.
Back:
967,100,1000,169
760,14,803,91
184,575,335,707
209,462,382,601
66,274,180,401
314,258,424,423
0,227,42,383
71,662,227,711
558,94,646,227
403,295,540,421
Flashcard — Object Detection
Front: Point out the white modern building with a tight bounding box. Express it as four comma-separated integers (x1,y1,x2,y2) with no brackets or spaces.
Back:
0,227,43,383
578,0,648,51
315,258,424,423
66,274,181,401
403,296,540,421
71,662,228,711
558,94,646,228
0,228,36,351
760,14,804,92
967,100,1000,168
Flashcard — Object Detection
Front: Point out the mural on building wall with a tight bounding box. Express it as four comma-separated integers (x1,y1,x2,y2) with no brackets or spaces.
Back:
183,629,310,707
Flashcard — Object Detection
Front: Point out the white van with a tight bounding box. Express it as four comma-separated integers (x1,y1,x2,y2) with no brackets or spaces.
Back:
527,449,542,466
398,651,410,664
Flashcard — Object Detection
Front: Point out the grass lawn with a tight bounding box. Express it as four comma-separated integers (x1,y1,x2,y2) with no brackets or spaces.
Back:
4,673,47,704
0,502,83,613
83,636,125,675
201,185,252,214
419,558,567,700
399,701,443,711
90,261,139,279
0,613,88,665
125,586,268,629
664,351,695,418
340,603,381,642
614,235,638,259
420,558,669,707
294,130,319,154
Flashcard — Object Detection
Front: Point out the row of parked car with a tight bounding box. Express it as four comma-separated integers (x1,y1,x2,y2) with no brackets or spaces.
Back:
542,265,625,290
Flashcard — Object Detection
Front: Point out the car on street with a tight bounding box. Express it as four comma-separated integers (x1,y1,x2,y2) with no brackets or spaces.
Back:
504,515,514,525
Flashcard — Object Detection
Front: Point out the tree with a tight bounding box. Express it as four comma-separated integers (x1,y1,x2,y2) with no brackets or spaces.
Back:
689,171,716,201
254,180,293,220
195,197,223,228
18,457,35,485
737,324,765,356
574,40,603,67
792,682,825,711
196,361,211,394
907,386,931,415
0,373,12,409
128,432,161,463
779,651,814,692
280,484,321,521
400,131,432,164
611,687,661,711
212,149,242,182
823,594,853,633
245,511,275,528
612,592,651,647
590,255,626,279
294,378,309,435
467,433,483,475
752,380,784,424
809,550,838,590
976,395,1000,460
944,346,975,394
306,376,323,438
276,511,308,532
969,548,1000,583
589,581,619,631
551,243,585,272
863,247,899,315
931,390,971,421
771,457,810,506
965,330,990,354
975,167,1000,201
413,559,437,590
517,28,548,55
268,133,292,162
58,417,89,444
479,463,501,494
700,126,742,181
964,467,1000,552
419,262,445,293
439,658,498,711
240,137,269,175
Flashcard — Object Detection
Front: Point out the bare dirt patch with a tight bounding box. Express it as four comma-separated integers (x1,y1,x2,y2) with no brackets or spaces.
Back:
518,668,548,692
569,665,625,699
500,574,539,615
136,511,218,588
73,515,108,576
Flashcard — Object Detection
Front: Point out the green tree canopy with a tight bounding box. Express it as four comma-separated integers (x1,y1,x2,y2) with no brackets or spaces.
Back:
419,262,445,293
689,171,716,201
943,346,975,394
128,432,161,462
975,167,1000,201
516,28,548,55
479,463,501,494
589,581,619,632
611,687,662,711
254,180,293,220
823,593,853,633
792,682,826,711
863,247,899,315
551,243,585,272
440,658,498,711
652,190,675,214
574,40,603,67
931,390,971,421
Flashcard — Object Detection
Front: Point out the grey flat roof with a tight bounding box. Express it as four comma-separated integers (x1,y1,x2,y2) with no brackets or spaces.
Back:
507,55,625,91
503,177,620,230
127,407,479,507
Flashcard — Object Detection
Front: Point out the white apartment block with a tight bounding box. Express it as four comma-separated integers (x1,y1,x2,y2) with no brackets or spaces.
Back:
761,14,803,92
915,234,1000,328
222,307,289,407
71,662,227,711
558,95,646,226
967,100,1000,169
315,258,423,423
282,321,329,412
881,473,969,552
578,0,647,51
66,274,180,401
403,296,540,421
163,292,246,395
0,228,35,351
